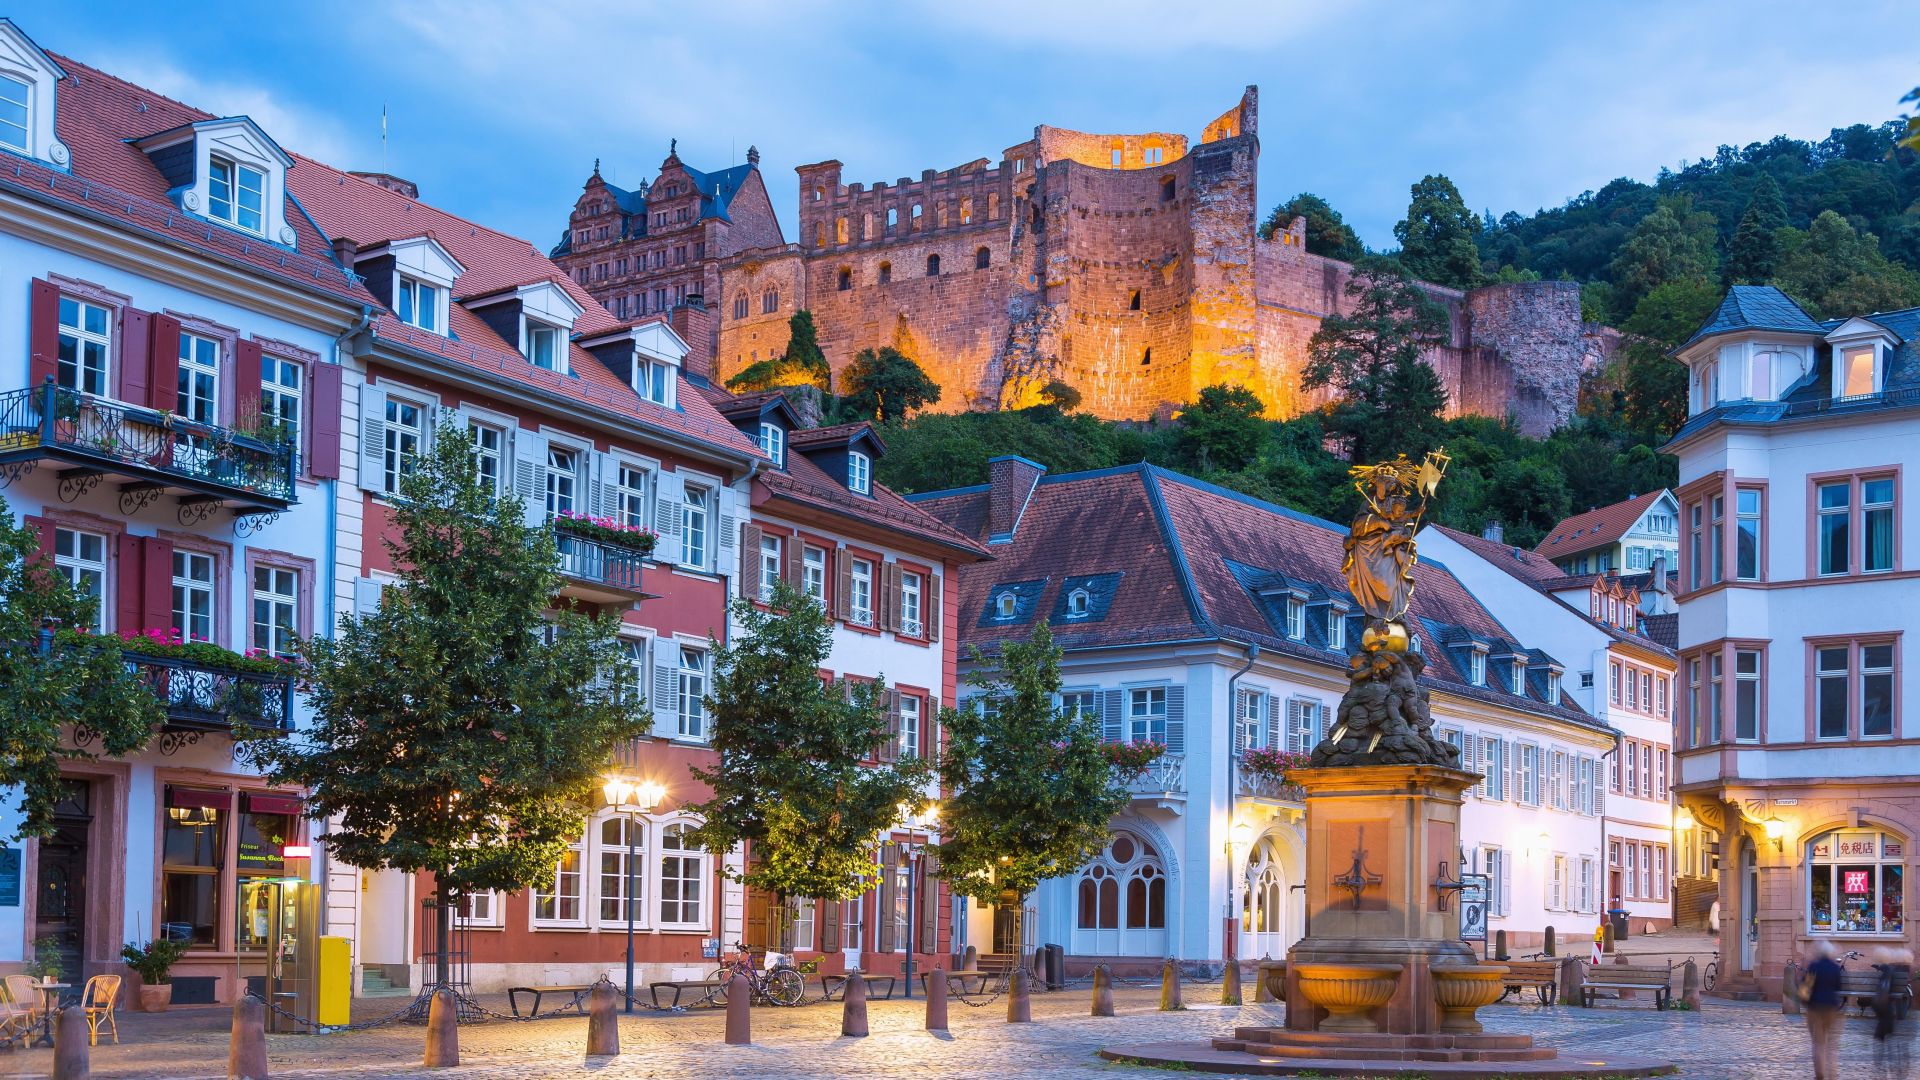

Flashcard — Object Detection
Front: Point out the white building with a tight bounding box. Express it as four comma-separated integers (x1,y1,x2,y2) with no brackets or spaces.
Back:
1667,285,1920,1000
914,459,1616,969
1535,491,1682,578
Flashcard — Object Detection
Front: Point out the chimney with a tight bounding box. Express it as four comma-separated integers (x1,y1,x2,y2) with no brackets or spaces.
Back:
1481,520,1504,543
1647,554,1670,593
668,297,716,382
350,171,419,199
331,236,358,267
987,455,1046,541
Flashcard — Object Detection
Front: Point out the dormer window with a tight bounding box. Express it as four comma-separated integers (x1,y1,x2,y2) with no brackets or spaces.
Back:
638,360,674,408
1467,647,1487,687
1327,611,1346,651
1840,345,1878,398
398,277,440,332
758,422,784,467
525,322,561,370
848,450,871,495
1510,660,1527,695
1546,670,1562,706
1065,588,1090,619
0,25,69,168
1284,597,1305,640
0,74,28,152
208,156,265,233
994,592,1017,620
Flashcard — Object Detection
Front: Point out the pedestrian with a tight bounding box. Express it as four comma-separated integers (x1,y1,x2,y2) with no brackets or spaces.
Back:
1871,946,1913,1080
1803,939,1846,1080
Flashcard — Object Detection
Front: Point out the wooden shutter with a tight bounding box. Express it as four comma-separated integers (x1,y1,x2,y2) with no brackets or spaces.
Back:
835,548,853,620
820,897,840,951
783,535,803,589
920,857,940,953
147,314,182,411
737,522,763,599
1499,850,1513,916
926,573,942,641
308,363,343,480
652,472,684,564
1101,689,1124,743
717,484,743,561
1265,693,1283,751
234,339,263,423
28,279,60,388
880,562,901,632
118,308,152,406
353,576,384,617
1164,685,1184,753
881,689,902,762
651,642,680,738
114,534,143,633
876,844,897,953
357,384,387,491
141,536,174,633
512,429,549,528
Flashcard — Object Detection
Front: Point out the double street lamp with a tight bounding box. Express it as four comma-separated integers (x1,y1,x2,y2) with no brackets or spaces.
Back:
603,775,666,1014
895,802,938,1000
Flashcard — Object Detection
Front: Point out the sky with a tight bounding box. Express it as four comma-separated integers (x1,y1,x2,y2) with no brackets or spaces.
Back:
26,1,1920,252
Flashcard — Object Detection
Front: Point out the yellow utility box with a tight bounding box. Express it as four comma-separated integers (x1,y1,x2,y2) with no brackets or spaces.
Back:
318,936,352,1026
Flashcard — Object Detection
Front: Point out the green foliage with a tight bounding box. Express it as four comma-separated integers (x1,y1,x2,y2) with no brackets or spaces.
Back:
1771,210,1920,320
1301,256,1450,463
876,406,1153,496
726,310,831,391
686,581,929,902
1259,192,1365,260
1726,173,1787,283
840,346,942,425
30,935,64,981
1606,196,1719,316
0,496,164,841
936,625,1141,901
1175,384,1266,471
1038,379,1082,412
121,937,190,984
1393,175,1485,288
243,426,645,899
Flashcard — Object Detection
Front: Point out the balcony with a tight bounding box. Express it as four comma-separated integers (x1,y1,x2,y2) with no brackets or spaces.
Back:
1125,752,1186,810
1237,769,1306,805
0,383,295,521
121,647,295,756
554,529,650,605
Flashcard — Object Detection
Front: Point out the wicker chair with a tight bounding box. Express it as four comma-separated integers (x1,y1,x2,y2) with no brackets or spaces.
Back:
80,974,120,1046
0,992,30,1048
0,976,40,1030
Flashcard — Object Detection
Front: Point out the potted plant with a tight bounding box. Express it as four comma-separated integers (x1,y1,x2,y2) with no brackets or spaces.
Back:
121,937,190,1012
28,935,64,983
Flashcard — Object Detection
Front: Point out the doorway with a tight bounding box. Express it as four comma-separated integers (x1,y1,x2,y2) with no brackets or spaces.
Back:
34,779,94,983
1739,840,1758,973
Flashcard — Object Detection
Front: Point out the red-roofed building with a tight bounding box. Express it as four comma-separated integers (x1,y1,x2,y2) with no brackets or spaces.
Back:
1535,491,1680,578
914,460,1616,969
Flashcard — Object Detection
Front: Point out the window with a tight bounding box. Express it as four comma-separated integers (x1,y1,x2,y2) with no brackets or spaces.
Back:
761,290,779,314
899,695,921,760
877,261,892,285
1480,846,1508,917
1547,670,1561,706
1733,650,1760,741
900,570,923,636
469,422,504,496
614,464,649,529
1708,653,1724,742
545,446,578,518
1065,588,1090,619
1511,661,1527,696
1625,667,1638,709
1160,176,1176,202
850,558,874,627
1518,743,1540,805
0,73,27,152
172,550,216,643
534,835,585,923
1284,598,1304,640
1818,482,1850,576
597,815,644,924
1687,503,1703,590
1328,611,1346,651
994,592,1017,620
1468,649,1487,687
52,528,108,631
638,360,673,407
526,323,560,370
1060,691,1097,723
1817,646,1850,740
208,156,265,233
802,545,826,601
758,535,781,601
925,253,941,277
1708,495,1725,584
1840,346,1877,398
177,333,220,429
1235,690,1262,753
848,451,871,495
397,277,439,332
681,486,710,568
162,789,227,946
975,247,991,270
758,422,784,467
1863,643,1896,739
659,823,706,926
1863,478,1895,573
733,295,749,320
1481,737,1505,800
1127,687,1167,745
676,645,708,739
56,297,111,395
838,267,852,291
1735,489,1761,580
1808,829,1905,935
258,356,303,456
251,565,298,659
792,898,817,951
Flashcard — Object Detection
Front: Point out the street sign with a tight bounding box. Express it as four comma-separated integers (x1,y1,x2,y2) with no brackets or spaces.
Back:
702,938,721,958
0,848,18,907
1459,872,1489,904
1459,899,1488,941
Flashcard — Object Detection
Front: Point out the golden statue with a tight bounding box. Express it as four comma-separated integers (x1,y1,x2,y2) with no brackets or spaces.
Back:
1341,449,1450,653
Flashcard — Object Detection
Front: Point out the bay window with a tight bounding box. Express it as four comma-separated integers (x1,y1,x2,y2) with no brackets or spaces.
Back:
1733,650,1761,742
1735,488,1761,580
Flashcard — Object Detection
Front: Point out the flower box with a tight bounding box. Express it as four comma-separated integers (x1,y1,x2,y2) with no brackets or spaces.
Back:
553,511,658,556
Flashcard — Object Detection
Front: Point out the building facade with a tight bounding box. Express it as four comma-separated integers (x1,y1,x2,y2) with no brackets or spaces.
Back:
1667,285,1919,1000
914,459,1614,971
1536,491,1682,577
0,24,371,1004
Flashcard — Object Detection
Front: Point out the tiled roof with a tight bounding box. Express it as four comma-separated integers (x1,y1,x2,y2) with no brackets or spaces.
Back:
1681,285,1825,348
30,51,372,308
1432,526,1676,659
790,421,887,453
756,437,989,559
1643,613,1678,650
1535,491,1666,557
1434,526,1566,585
915,465,1599,727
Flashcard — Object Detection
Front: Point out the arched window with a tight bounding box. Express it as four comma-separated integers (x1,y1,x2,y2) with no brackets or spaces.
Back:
1065,589,1090,618
598,814,645,923
813,223,825,249
877,262,892,285
975,247,991,270
959,197,973,226
658,822,708,928
761,290,779,314
994,592,1017,620
1129,290,1141,311
835,217,849,245
1808,828,1905,935
886,207,899,234
910,203,923,230
838,267,852,291
733,294,749,320
1074,832,1166,931
988,192,1000,220
1160,177,1176,203
1077,864,1119,930
812,186,823,202
926,254,941,277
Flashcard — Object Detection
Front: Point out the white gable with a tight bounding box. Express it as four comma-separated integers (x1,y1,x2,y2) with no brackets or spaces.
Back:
632,320,690,366
383,236,465,289
0,19,68,168
1824,316,1899,347
518,280,586,330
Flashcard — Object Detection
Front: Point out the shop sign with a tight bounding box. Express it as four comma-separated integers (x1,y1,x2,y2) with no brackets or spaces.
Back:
1835,833,1879,859
0,848,19,906
1844,870,1871,895
1885,839,1905,859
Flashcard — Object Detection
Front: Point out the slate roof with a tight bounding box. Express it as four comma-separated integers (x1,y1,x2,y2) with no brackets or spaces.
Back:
26,50,373,308
1431,525,1675,659
1643,613,1678,650
913,465,1602,728
1535,492,1667,558
551,158,755,256
1681,285,1826,348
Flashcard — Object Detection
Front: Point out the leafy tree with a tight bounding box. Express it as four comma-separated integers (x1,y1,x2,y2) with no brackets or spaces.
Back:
1393,175,1485,288
936,624,1152,905
1726,173,1788,283
1038,379,1082,412
687,582,928,904
0,498,163,841
1903,85,1920,152
1175,383,1266,471
1302,256,1450,462
245,425,644,985
1612,278,1721,441
1772,210,1920,319
725,310,831,392
840,346,942,425
1607,196,1719,315
1260,192,1365,260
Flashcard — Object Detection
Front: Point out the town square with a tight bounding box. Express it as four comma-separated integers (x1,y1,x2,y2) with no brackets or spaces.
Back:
0,2,1916,1077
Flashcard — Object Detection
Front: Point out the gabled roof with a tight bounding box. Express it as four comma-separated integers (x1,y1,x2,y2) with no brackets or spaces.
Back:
1681,285,1825,349
1435,526,1566,585
1431,525,1675,658
790,421,887,455
128,115,295,167
1534,491,1668,558
915,465,1601,727
1643,613,1678,650
553,157,757,256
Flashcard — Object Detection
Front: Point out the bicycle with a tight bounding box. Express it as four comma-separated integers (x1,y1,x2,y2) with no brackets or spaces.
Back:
1703,951,1719,991
706,942,807,1007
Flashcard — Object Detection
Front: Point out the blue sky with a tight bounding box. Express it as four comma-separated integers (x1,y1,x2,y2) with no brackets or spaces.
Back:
28,1,1919,252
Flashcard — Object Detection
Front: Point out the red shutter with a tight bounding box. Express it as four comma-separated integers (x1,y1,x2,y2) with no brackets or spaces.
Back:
28,516,55,571
119,308,152,406
234,339,263,425
141,536,174,634
115,534,145,633
28,280,60,387
147,314,182,412
308,363,343,480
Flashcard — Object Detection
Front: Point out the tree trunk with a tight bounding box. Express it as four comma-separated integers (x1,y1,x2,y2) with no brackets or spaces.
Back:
434,891,453,990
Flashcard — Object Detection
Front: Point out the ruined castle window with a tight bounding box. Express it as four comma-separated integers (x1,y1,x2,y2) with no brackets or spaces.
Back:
814,223,825,249
1110,146,1123,168
937,204,949,228
926,254,940,277
910,204,923,230
862,213,872,240
836,217,849,245
960,198,973,225
1013,157,1025,174
1140,348,1152,367
886,208,898,235
877,262,892,285
1030,203,1043,232
975,247,991,270
674,246,687,264
761,290,779,314
1144,146,1163,165
1129,290,1141,311
838,268,852,292
988,193,1000,220
1160,177,1176,203
733,295,749,320
812,186,823,202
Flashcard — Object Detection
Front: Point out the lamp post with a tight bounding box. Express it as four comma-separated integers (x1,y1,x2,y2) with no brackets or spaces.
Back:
1226,818,1252,963
896,803,937,1000
603,776,665,1014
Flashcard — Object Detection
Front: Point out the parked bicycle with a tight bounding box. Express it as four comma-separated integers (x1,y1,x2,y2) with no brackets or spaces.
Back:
1703,951,1719,991
706,942,807,1007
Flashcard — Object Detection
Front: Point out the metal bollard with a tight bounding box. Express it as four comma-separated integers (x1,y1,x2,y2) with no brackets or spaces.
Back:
229,995,269,1079
726,973,753,1044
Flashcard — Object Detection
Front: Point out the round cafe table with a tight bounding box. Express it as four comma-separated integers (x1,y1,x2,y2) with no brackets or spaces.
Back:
30,981,68,1048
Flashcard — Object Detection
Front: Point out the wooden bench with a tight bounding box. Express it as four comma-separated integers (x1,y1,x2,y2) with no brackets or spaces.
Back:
820,973,898,1001
1499,960,1560,1005
1581,964,1671,1009
1840,968,1914,1018
920,970,993,996
506,984,592,1017
648,980,727,1009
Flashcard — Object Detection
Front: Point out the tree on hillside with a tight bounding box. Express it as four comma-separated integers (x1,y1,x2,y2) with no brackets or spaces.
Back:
688,582,929,910
245,426,645,987
1772,210,1920,319
726,310,831,392
1393,175,1485,288
1614,279,1720,441
1176,383,1267,471
1260,192,1365,260
1726,173,1789,284
1607,195,1719,316
1302,256,1450,463
840,346,942,425
1038,379,1082,412
935,624,1158,912
0,498,164,841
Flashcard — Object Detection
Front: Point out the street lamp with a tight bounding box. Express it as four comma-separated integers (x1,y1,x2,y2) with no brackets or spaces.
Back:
896,802,936,1000
603,775,665,1013
1763,816,1786,853
1227,819,1253,962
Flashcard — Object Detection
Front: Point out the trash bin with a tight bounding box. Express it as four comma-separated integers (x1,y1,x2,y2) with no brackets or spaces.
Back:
1609,909,1629,940
1041,943,1066,990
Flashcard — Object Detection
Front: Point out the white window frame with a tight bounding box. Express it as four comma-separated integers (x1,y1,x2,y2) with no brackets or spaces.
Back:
850,558,875,627
638,360,675,408
251,564,299,659
259,355,302,452
172,549,216,643
758,422,784,467
1235,689,1262,753
53,527,108,632
1127,687,1168,745
383,396,428,495
56,296,112,396
657,819,709,930
899,695,922,761
0,72,29,154
758,534,782,601
1284,598,1304,640
615,462,652,529
1065,588,1090,619
682,485,711,569
595,812,648,928
676,644,708,740
802,545,826,601
1467,648,1487,688
525,321,562,371
900,570,923,636
468,421,505,497
1327,611,1346,651
532,834,587,926
208,155,266,234
177,332,220,425
848,451,871,495
397,276,441,333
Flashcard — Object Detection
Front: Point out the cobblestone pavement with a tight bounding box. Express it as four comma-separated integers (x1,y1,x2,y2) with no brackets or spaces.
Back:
1,982,1910,1079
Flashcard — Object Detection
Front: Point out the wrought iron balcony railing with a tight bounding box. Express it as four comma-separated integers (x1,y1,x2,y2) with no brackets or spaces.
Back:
1237,770,1306,803
554,530,649,604
1124,752,1186,797
122,647,295,755
0,382,296,517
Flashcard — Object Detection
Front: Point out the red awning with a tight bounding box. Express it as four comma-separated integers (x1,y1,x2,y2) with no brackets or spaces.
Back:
243,792,304,817
167,787,232,811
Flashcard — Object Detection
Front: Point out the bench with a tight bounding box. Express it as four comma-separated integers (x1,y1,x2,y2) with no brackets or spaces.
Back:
648,980,727,1009
506,984,592,1017
820,973,898,1001
920,970,993,996
1839,968,1913,1018
1499,960,1560,1005
1581,963,1671,1009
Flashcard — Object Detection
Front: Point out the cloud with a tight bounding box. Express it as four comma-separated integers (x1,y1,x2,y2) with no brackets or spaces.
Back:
89,51,363,166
